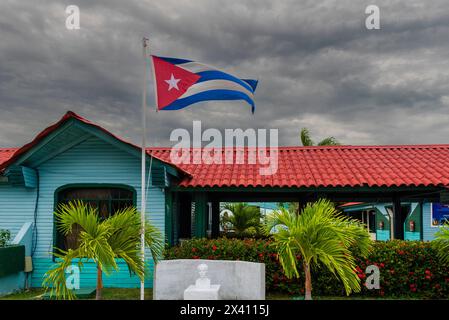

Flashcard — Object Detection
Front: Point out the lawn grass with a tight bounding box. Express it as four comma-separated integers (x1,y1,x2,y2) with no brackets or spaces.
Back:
1,288,46,300
1,288,438,300
0,288,152,300
265,292,438,300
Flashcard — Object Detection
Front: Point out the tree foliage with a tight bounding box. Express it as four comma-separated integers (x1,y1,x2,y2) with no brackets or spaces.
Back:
300,128,340,146
222,203,263,237
266,199,372,299
43,200,164,300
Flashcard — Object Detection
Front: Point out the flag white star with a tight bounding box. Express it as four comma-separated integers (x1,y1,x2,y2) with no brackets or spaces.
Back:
165,73,181,91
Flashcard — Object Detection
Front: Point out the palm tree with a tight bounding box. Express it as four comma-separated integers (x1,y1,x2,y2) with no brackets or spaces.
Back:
43,200,164,300
222,203,263,237
266,199,372,300
432,222,449,264
300,128,341,146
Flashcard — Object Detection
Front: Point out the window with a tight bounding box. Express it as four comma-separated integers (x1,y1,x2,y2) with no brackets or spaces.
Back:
431,203,449,227
56,186,135,251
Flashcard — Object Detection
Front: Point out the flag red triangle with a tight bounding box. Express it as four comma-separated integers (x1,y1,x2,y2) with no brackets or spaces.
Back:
152,56,201,109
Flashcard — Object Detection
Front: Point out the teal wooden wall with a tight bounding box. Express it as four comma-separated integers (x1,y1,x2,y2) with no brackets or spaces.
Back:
403,203,421,241
374,205,391,241
423,202,440,241
1,135,165,288
346,203,422,241
0,185,36,238
376,230,390,241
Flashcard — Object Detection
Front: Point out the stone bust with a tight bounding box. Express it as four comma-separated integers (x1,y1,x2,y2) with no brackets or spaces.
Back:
195,263,211,289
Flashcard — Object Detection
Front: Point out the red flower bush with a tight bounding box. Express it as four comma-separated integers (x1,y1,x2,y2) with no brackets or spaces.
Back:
164,238,449,298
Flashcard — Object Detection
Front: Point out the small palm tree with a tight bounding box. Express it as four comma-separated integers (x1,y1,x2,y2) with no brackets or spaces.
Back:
43,200,164,300
300,128,340,146
432,222,449,264
222,203,263,237
266,199,372,300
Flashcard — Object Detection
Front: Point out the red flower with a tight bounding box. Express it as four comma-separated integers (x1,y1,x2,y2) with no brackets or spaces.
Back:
212,245,217,251
192,255,200,259
425,269,431,275
379,263,385,268
191,247,198,253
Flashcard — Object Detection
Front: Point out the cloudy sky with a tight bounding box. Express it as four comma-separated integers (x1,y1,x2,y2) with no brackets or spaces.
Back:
1,0,449,148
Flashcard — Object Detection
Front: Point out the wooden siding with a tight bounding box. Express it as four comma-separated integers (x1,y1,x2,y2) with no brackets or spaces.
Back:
0,135,166,288
423,202,440,241
374,206,391,241
0,185,36,238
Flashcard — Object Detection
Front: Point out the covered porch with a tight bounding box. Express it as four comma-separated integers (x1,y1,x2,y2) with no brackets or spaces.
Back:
165,185,445,245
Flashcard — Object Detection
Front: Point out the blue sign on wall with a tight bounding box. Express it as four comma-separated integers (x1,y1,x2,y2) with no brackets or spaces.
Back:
431,203,449,226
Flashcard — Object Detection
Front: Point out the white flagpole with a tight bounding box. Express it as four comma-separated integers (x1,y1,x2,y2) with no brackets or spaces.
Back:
140,37,149,301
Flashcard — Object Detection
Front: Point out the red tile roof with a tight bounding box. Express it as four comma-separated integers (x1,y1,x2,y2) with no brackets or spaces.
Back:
339,202,365,208
0,148,17,165
0,111,191,176
1,111,449,189
148,145,449,188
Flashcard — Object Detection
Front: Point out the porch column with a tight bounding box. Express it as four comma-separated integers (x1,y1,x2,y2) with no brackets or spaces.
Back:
165,191,174,246
178,193,192,239
211,201,220,238
194,192,208,238
392,196,404,240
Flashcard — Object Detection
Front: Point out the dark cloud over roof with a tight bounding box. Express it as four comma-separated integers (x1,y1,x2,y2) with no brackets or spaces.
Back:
1,0,449,147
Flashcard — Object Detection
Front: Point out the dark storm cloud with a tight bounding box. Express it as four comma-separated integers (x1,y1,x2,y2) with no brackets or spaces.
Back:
1,0,449,148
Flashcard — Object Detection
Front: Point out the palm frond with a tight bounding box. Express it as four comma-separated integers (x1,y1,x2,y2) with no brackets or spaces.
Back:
223,203,262,237
55,200,101,236
42,248,84,300
266,198,372,297
300,128,314,146
432,222,449,264
317,137,341,146
45,201,164,299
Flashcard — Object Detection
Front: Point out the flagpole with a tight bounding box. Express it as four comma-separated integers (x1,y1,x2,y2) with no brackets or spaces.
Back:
140,37,149,301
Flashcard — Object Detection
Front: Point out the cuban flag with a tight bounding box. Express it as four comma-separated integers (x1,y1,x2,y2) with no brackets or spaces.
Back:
151,56,258,113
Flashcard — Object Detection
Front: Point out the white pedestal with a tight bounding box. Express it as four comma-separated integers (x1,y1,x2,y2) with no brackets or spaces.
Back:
183,285,221,300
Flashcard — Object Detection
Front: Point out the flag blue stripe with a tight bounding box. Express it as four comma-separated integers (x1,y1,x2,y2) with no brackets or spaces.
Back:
162,89,255,113
157,56,192,65
242,79,258,91
196,71,254,93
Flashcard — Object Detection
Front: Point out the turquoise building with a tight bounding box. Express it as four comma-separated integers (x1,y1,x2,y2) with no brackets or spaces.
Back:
0,112,185,289
1,111,448,290
340,202,443,242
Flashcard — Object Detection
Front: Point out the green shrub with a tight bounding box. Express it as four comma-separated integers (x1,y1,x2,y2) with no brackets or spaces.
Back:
0,229,11,247
164,238,449,298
